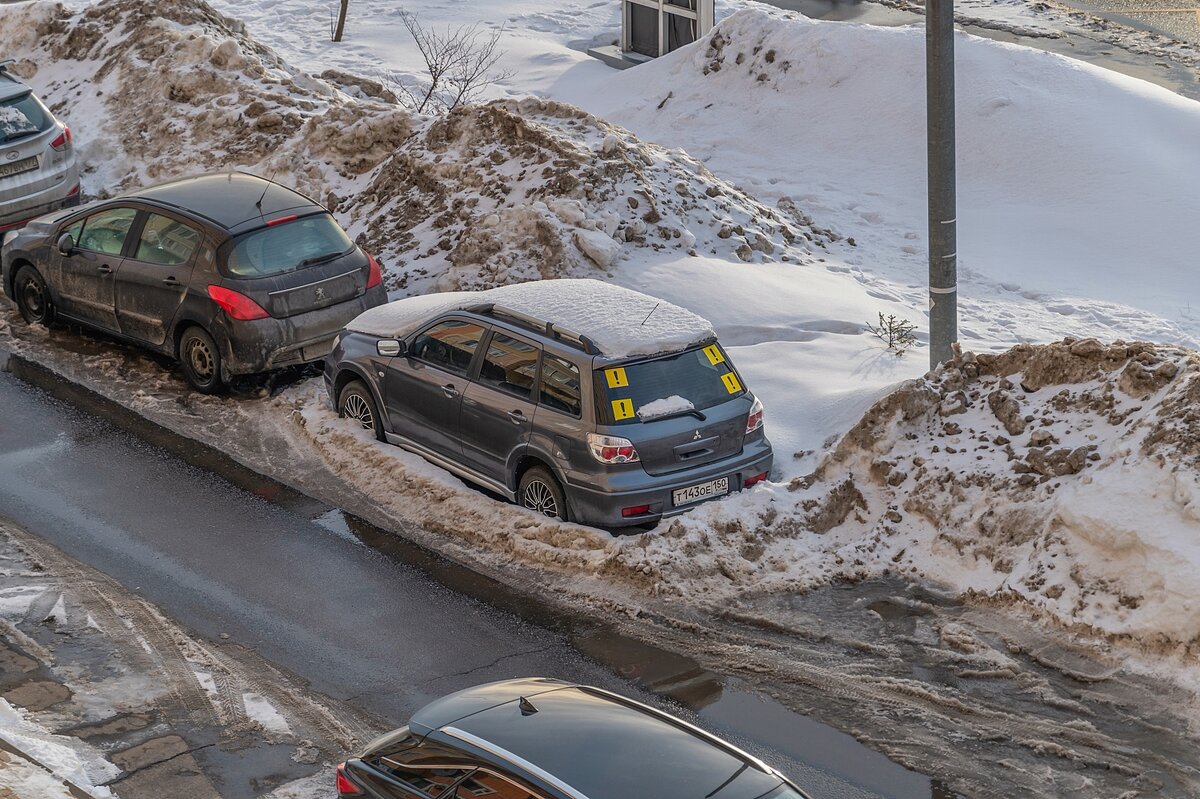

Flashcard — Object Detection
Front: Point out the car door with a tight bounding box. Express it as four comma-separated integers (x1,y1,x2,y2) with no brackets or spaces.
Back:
52,206,138,331
114,211,202,346
383,318,487,460
459,329,541,481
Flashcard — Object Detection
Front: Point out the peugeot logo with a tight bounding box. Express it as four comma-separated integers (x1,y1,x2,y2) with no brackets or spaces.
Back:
315,287,326,301
4,151,17,162
693,430,702,441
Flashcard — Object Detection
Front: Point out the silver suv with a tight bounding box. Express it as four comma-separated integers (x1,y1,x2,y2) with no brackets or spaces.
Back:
324,280,773,528
0,61,80,233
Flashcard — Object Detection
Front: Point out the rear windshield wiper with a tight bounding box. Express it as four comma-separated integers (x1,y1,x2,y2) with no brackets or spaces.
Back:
298,251,344,268
3,129,39,143
641,408,707,423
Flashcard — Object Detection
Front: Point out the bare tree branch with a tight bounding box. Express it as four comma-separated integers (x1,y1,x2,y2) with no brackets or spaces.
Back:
388,12,513,114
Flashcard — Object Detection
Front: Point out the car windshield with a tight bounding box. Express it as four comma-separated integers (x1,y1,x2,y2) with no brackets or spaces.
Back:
0,93,51,142
595,343,745,425
224,213,354,278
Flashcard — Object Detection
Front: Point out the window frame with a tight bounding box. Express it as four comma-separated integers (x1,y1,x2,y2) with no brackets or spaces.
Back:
69,205,141,258
408,316,490,378
536,353,584,420
474,327,543,403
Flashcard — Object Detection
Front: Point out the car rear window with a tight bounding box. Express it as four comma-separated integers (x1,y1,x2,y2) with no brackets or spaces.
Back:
596,343,744,425
0,93,52,142
224,213,354,277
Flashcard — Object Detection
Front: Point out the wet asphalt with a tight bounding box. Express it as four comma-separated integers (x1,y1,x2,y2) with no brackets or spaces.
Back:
0,362,956,799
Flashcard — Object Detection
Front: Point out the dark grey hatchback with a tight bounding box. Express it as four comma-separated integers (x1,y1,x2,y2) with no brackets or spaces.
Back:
325,280,773,528
336,678,813,799
1,173,386,392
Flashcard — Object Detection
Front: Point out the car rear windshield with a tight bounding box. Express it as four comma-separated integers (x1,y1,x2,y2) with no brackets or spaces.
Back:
595,343,745,425
223,213,354,278
0,93,52,142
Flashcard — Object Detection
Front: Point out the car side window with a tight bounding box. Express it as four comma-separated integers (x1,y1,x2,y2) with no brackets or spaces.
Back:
477,332,540,401
135,213,200,266
75,207,137,256
65,218,84,245
411,320,486,374
539,355,582,417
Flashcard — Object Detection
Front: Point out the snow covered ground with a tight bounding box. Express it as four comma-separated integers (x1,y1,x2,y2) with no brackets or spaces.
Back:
1,0,1198,691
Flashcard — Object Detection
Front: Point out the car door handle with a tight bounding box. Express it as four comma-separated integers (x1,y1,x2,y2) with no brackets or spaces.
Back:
161,276,182,287
441,384,459,398
97,264,113,275
507,410,526,424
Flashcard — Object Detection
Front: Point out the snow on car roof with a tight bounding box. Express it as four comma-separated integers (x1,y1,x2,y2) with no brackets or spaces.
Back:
346,279,716,359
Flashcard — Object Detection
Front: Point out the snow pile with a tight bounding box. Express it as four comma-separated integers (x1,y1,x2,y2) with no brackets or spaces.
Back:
348,279,715,358
650,338,1200,649
0,106,36,139
638,396,695,420
0,699,118,798
347,97,834,295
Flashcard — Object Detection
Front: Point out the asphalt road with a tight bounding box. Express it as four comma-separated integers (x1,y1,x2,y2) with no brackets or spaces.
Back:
0,363,952,799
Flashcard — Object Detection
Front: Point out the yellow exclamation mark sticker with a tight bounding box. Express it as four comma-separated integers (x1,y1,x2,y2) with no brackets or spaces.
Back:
703,345,725,365
721,372,742,394
605,368,629,389
611,399,635,420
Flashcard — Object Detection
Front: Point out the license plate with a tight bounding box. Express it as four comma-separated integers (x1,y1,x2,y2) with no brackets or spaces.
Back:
302,339,336,362
0,156,38,179
673,477,729,507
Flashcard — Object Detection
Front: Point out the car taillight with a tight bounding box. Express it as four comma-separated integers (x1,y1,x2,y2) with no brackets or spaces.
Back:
745,396,764,435
207,285,270,321
587,433,640,464
744,471,769,488
50,126,72,151
66,183,80,197
366,252,382,289
336,763,363,796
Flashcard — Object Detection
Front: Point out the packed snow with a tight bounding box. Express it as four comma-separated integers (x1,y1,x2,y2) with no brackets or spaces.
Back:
0,105,36,139
637,395,696,420
0,699,117,798
348,279,715,357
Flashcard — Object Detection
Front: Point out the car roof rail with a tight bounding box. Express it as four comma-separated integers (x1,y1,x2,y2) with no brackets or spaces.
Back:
468,303,600,355
0,59,14,73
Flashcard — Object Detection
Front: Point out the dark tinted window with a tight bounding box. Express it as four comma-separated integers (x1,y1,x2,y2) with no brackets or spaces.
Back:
134,214,200,266
596,343,743,425
478,332,539,400
0,93,52,141
412,320,486,374
225,213,353,277
75,208,138,256
539,356,581,417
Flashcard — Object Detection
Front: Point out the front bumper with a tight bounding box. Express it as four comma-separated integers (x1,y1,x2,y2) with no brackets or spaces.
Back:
565,436,774,528
217,284,387,376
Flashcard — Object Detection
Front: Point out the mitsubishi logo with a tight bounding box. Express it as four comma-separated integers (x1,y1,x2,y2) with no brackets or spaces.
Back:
693,430,702,441
315,287,326,301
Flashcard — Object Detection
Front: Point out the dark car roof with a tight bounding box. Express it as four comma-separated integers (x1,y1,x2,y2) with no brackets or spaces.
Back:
120,173,324,234
414,679,784,799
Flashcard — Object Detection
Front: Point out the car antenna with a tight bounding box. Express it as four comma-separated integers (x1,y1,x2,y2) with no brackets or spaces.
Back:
255,169,278,210
641,302,660,326
518,696,538,716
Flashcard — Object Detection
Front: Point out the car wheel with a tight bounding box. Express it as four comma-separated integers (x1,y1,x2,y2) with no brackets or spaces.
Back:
519,466,568,522
12,265,55,327
178,326,226,394
338,380,384,442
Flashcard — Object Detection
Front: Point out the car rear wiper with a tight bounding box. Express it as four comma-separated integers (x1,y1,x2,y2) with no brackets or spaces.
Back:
641,408,707,423
298,251,343,267
2,129,38,143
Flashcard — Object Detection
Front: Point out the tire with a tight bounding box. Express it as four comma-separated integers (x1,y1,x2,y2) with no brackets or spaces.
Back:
338,380,384,442
178,326,226,394
518,465,568,522
12,265,55,327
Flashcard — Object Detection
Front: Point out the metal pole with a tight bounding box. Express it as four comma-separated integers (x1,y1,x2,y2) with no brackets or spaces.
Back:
927,0,957,368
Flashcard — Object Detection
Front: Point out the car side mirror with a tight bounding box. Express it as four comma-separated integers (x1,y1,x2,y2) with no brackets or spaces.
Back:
377,339,405,357
56,233,75,257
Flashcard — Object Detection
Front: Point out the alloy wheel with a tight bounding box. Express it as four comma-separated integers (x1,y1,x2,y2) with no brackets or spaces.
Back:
523,480,558,517
342,393,374,430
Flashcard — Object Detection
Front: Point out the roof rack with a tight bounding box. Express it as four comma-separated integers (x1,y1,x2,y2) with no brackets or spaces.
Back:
468,303,601,355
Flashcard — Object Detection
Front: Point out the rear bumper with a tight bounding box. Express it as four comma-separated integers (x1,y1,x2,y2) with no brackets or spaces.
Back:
0,159,81,229
565,436,774,528
218,284,388,375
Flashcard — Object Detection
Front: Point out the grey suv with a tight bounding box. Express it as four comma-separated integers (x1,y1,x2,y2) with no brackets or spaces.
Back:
324,280,772,528
2,172,387,392
0,61,80,231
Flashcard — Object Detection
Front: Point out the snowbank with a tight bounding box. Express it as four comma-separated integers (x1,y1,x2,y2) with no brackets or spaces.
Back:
348,279,715,358
0,699,117,798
